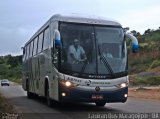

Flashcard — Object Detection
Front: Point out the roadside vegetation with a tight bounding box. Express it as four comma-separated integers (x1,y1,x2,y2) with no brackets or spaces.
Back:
128,28,160,86
128,28,160,74
0,55,22,83
130,75,160,86
0,94,15,113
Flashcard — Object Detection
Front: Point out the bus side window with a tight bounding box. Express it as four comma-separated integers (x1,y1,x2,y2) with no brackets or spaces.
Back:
23,47,26,62
43,27,50,50
25,46,27,61
26,44,30,60
33,37,38,55
37,32,44,53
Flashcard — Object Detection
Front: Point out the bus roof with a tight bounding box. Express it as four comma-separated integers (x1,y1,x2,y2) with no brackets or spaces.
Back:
51,14,121,26
25,14,122,46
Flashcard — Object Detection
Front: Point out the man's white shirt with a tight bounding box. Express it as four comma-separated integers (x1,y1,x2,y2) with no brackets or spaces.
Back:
68,45,85,63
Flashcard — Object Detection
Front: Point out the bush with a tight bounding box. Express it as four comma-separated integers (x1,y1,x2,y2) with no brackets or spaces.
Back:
147,76,160,85
0,55,22,81
150,60,160,69
130,76,160,86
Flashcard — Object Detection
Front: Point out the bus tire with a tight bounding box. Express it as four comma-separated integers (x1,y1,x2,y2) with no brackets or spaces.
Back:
27,91,33,99
95,101,106,107
45,81,53,107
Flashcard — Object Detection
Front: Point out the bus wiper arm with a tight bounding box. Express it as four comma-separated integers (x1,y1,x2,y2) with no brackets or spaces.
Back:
98,45,114,77
79,60,88,76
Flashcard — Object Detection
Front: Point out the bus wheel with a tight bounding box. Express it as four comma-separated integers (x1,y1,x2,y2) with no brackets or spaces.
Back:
26,80,34,99
27,91,33,99
46,84,53,107
95,101,106,107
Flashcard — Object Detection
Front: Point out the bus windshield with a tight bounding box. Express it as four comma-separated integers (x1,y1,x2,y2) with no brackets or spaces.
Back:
59,22,127,78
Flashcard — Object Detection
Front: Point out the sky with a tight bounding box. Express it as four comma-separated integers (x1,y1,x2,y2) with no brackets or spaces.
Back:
0,0,160,56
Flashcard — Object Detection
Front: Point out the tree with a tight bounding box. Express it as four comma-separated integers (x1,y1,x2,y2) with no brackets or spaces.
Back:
130,30,141,36
0,64,8,79
0,57,5,64
7,56,18,68
144,29,151,35
0,55,22,80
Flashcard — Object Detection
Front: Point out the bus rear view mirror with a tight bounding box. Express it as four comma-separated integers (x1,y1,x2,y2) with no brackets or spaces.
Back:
21,47,25,54
54,29,62,49
125,33,139,53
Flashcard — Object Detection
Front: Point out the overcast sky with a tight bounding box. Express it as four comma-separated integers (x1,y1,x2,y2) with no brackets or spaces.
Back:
0,0,160,56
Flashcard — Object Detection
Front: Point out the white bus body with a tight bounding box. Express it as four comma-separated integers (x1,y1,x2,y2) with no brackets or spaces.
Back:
22,14,138,106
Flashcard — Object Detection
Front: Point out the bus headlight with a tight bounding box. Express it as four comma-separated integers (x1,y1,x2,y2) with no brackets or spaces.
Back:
121,83,127,88
117,82,128,88
65,81,71,87
59,80,78,88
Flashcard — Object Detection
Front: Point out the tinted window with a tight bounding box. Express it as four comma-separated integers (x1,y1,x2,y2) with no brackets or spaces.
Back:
23,47,26,61
95,27,126,73
33,37,38,55
25,46,27,60
59,22,127,77
26,44,30,60
37,32,44,53
59,23,96,74
43,27,50,50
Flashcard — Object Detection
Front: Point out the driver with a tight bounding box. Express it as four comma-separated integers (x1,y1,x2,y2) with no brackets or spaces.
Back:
68,39,87,64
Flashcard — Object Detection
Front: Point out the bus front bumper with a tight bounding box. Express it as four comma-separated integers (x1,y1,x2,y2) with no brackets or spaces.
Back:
59,86,128,103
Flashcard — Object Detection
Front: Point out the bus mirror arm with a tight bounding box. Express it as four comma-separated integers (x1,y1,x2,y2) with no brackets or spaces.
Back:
125,33,139,53
21,47,25,54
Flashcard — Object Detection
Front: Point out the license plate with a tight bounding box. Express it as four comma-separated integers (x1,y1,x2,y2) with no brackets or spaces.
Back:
92,95,103,100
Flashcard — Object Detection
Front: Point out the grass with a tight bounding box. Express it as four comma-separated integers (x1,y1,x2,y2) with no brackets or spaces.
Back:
11,79,22,84
149,60,160,69
128,50,160,74
129,76,160,86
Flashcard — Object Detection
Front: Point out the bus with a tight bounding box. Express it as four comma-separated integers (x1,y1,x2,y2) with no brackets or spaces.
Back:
22,14,138,107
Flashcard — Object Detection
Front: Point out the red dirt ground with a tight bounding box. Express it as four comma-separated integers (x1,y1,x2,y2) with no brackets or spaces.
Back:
128,87,160,101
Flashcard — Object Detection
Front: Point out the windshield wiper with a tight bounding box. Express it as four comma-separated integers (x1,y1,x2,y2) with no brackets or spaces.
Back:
98,45,114,78
79,60,88,76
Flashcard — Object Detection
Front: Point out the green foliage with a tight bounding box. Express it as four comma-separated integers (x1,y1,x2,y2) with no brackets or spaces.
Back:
0,57,5,64
0,64,8,77
149,60,160,69
130,76,160,86
128,52,157,74
0,55,22,81
128,29,160,86
128,29,160,74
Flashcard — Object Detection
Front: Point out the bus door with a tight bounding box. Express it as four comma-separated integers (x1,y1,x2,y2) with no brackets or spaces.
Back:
32,56,40,94
38,53,46,96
